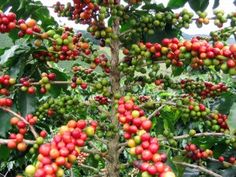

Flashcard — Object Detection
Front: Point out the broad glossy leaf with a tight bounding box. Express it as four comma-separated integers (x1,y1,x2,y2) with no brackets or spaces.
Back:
227,102,236,134
167,0,188,9
0,45,19,65
47,68,69,97
0,34,13,49
218,92,236,114
172,66,185,76
188,0,209,12
15,91,38,117
0,146,10,160
142,3,165,11
213,0,220,9
0,110,11,138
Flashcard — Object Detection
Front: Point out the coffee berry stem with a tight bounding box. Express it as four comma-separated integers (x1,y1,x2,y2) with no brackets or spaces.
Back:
158,132,230,141
0,138,35,145
0,106,38,138
174,161,222,177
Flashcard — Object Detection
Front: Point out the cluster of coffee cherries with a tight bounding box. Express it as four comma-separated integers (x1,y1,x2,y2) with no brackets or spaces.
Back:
38,72,56,94
94,95,109,105
46,30,80,61
7,114,38,151
24,119,97,177
0,75,16,96
92,54,111,74
117,96,175,177
124,9,194,37
17,19,41,37
213,10,228,28
71,76,88,90
92,78,110,97
77,152,89,165
154,75,228,99
53,0,98,24
20,77,37,94
180,79,228,99
210,26,236,42
19,72,56,94
0,11,17,33
87,23,115,47
0,97,13,107
124,37,236,75
218,156,236,165
35,95,80,118
33,30,90,62
184,144,213,161
207,112,229,132
195,11,209,27
177,97,210,120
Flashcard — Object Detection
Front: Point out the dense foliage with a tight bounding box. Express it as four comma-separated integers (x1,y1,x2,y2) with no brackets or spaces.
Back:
0,0,236,177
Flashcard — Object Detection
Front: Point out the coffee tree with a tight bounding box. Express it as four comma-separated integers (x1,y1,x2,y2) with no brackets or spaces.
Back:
0,0,236,176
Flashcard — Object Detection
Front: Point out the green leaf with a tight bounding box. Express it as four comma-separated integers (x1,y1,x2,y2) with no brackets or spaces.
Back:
0,34,13,49
167,0,188,9
218,92,236,114
192,136,217,149
213,0,220,9
0,45,19,65
142,3,165,11
48,68,69,97
0,145,10,161
160,106,180,131
15,91,38,117
0,110,11,138
172,66,185,76
227,102,236,134
188,0,209,12
173,155,189,177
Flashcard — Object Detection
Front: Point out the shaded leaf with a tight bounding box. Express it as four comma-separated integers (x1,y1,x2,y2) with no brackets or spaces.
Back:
167,0,188,9
142,3,165,11
0,34,13,49
188,0,209,12
0,145,10,160
48,68,69,97
173,155,189,177
218,92,236,114
227,102,236,134
0,110,11,138
0,45,19,65
213,0,220,9
172,66,185,76
15,91,38,116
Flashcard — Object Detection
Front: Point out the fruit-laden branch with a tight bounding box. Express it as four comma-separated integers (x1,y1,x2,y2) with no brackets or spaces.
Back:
147,104,166,120
14,81,71,87
208,157,236,168
174,161,222,177
0,138,35,145
0,107,38,138
118,132,229,149
159,132,229,141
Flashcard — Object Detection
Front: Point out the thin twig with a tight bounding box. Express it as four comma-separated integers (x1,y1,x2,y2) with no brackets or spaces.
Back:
15,81,71,87
158,132,228,142
174,161,222,177
94,135,108,145
118,146,126,155
208,157,236,168
0,107,38,138
148,104,166,119
118,142,128,148
79,164,99,172
0,138,35,145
